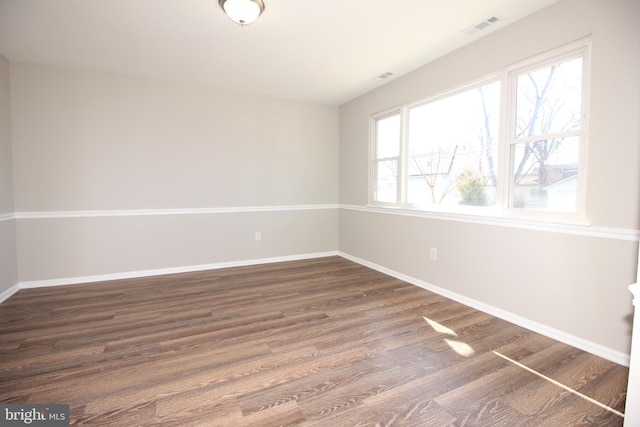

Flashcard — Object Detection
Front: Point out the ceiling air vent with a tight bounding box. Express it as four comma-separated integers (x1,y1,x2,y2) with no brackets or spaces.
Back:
374,71,394,81
462,15,503,34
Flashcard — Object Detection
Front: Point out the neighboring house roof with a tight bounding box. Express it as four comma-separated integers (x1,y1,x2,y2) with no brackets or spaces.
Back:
544,174,578,191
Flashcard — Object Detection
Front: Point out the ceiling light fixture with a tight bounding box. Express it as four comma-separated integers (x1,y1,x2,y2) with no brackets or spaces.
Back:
219,0,265,26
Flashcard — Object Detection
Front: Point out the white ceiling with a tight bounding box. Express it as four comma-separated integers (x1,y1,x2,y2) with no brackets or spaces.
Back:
0,0,560,105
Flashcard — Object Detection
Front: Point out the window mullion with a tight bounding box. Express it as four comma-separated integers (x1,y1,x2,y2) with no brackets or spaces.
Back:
399,107,410,206
513,129,582,144
497,70,513,210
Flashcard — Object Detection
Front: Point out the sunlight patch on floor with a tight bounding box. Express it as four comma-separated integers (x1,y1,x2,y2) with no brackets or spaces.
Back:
444,339,475,357
423,316,475,357
492,350,624,418
423,316,457,336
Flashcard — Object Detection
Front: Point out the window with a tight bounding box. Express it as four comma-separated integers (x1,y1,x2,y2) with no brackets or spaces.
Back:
371,41,589,219
407,81,500,208
372,112,401,203
508,55,585,213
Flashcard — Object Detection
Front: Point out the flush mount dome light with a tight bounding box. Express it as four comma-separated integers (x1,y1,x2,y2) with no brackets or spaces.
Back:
219,0,265,26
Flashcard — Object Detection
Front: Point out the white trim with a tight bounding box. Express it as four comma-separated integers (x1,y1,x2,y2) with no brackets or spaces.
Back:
340,204,640,242
339,251,630,367
626,283,640,426
0,283,20,304
0,213,15,222
14,204,339,220
18,251,339,290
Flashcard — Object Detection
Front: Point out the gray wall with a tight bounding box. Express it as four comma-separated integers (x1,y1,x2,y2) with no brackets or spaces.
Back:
10,63,340,282
0,53,17,296
339,0,640,358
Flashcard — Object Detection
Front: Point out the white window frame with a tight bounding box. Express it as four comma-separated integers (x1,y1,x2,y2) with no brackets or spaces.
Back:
369,38,591,223
500,41,591,220
370,109,403,205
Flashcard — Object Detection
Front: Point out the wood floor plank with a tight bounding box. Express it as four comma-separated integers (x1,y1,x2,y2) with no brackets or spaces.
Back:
374,399,458,427
0,256,628,426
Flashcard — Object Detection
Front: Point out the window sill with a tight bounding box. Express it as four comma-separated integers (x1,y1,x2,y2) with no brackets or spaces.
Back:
340,204,639,242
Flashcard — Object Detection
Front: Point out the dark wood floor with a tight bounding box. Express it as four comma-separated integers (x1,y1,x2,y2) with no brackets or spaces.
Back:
0,256,628,426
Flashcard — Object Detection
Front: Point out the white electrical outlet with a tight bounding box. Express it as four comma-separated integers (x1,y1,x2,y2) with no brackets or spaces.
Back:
255,232,262,241
430,247,437,261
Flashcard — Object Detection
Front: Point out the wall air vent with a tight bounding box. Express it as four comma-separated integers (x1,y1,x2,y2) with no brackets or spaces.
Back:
462,15,503,34
374,71,394,81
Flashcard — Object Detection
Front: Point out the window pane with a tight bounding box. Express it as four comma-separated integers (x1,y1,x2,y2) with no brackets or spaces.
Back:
515,57,582,138
375,114,401,159
511,137,579,212
407,82,500,207
374,159,398,203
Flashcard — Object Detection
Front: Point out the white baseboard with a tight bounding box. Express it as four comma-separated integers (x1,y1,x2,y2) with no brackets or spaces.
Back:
339,251,630,367
17,251,339,290
0,283,20,304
